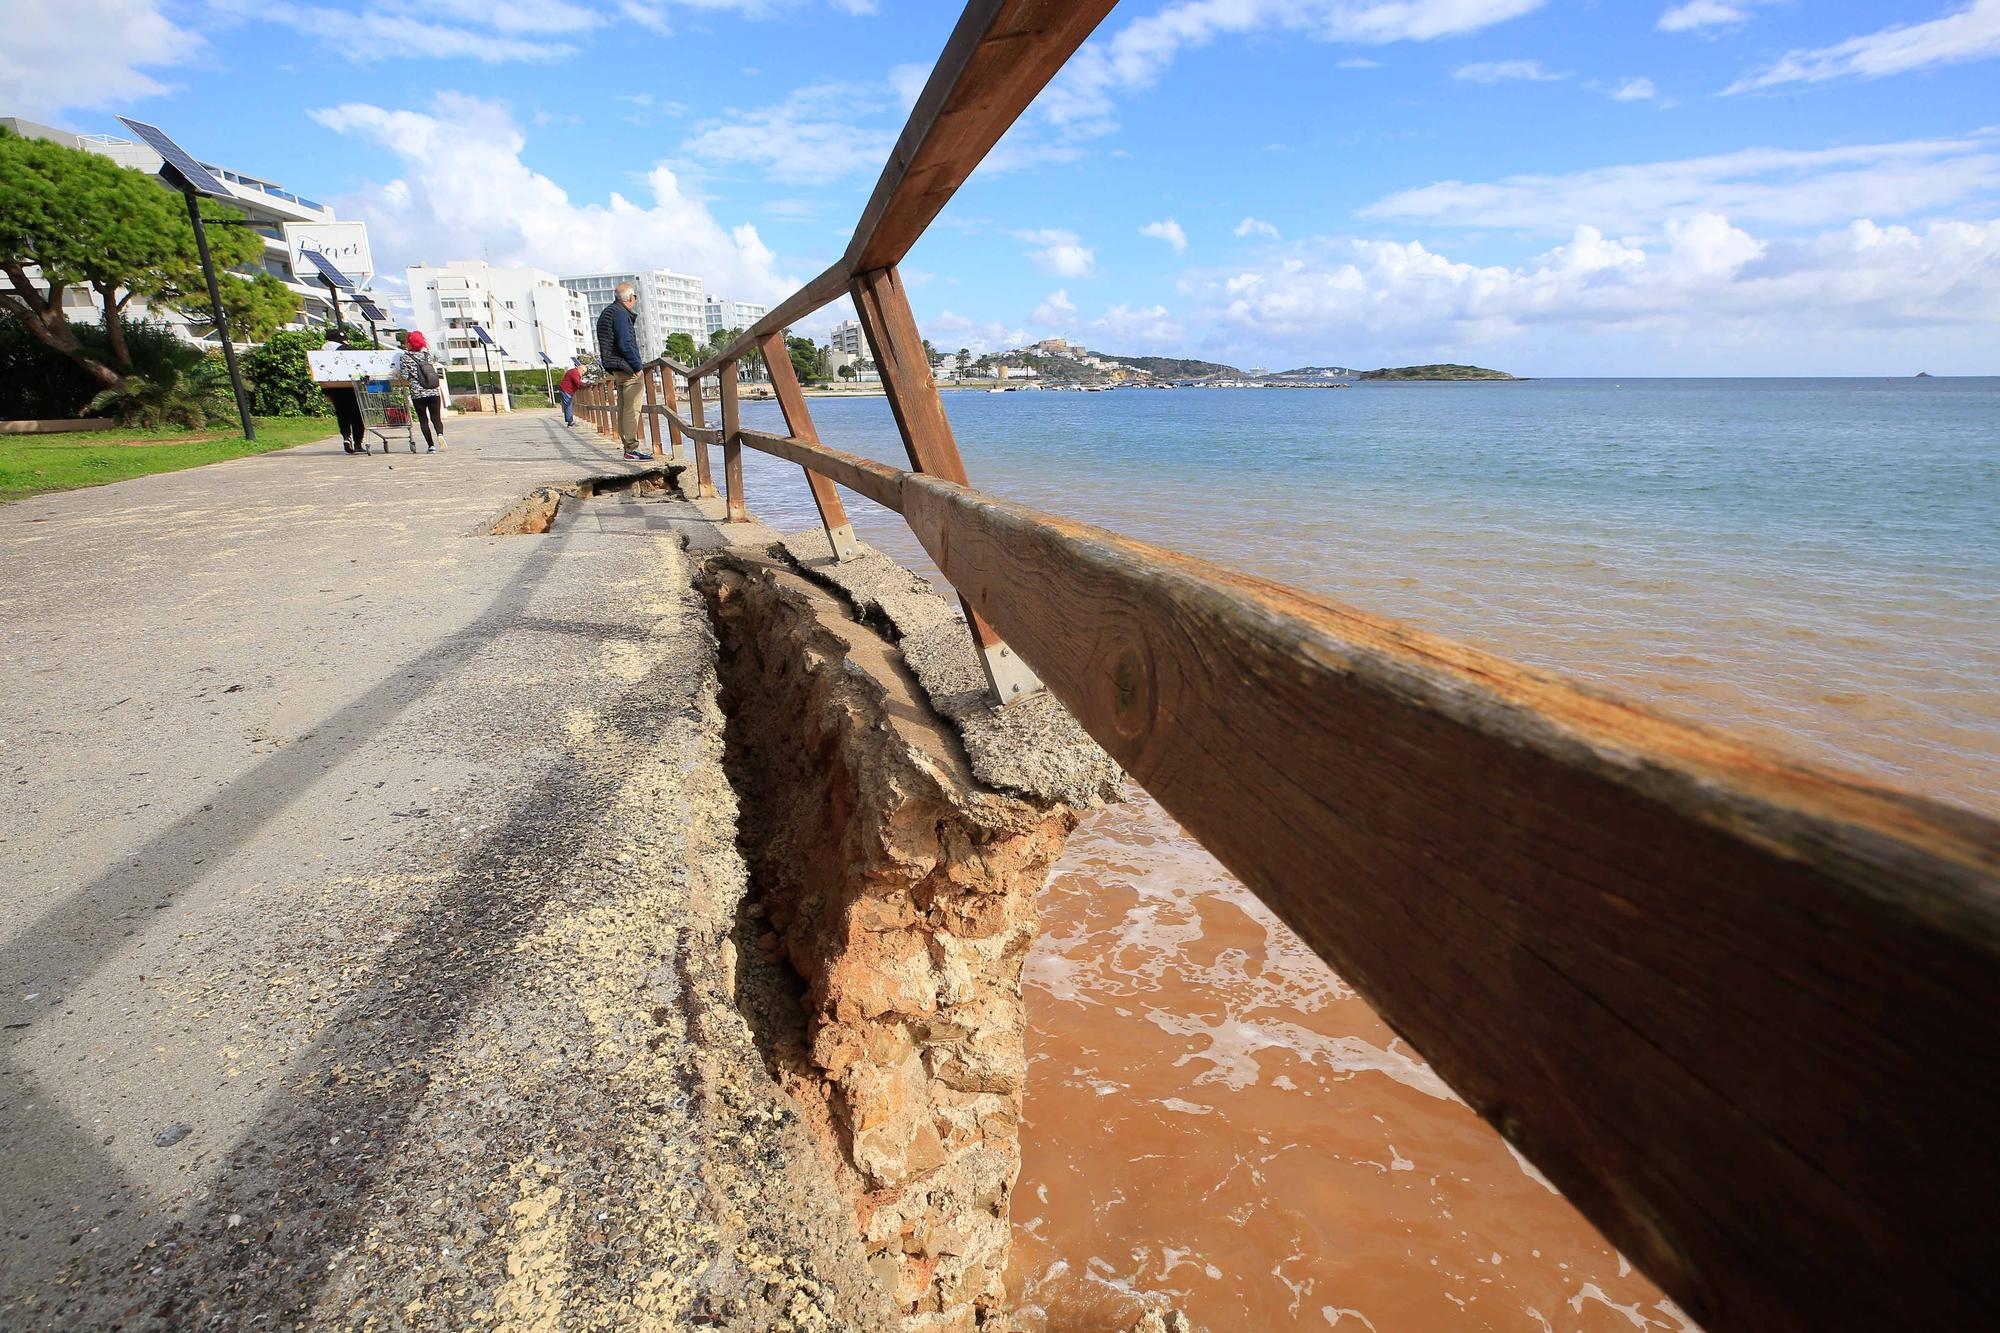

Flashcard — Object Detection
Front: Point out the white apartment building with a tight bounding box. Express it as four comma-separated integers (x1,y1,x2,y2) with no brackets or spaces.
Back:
827,319,866,357
1,115,365,342
406,262,588,380
704,296,769,337
561,269,707,363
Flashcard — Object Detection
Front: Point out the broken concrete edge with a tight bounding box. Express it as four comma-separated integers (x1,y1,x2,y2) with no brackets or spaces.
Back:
772,527,1124,812
480,462,687,536
699,548,1080,1331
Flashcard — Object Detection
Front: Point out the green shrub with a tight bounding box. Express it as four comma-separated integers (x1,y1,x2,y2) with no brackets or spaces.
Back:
85,355,235,430
0,314,202,419
242,328,327,417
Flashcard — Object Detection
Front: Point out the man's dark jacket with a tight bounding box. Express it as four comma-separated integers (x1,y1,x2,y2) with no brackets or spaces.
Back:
596,300,642,373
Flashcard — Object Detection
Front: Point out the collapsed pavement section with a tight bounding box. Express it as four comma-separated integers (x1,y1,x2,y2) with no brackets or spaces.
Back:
0,414,1123,1332
702,535,1119,1332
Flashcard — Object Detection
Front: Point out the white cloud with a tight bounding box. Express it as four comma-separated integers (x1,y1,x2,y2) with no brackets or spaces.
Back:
1611,76,1660,101
927,310,1027,356
1454,59,1569,82
1032,289,1077,325
1088,302,1183,349
670,0,877,13
1017,229,1097,277
213,0,595,62
1727,0,2000,93
0,0,193,116
310,93,792,305
888,62,930,109
1657,1,1750,32
1193,214,2000,368
1039,0,1548,128
1338,57,1383,68
1140,218,1189,254
682,79,898,184
1236,217,1283,239
1362,133,2000,234
210,0,873,63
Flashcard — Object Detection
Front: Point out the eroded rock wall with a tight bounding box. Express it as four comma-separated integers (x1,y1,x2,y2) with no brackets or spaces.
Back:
701,551,1088,1332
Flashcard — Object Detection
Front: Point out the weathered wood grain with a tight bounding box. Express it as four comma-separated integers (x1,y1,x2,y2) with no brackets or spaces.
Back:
851,264,999,654
759,332,861,558
642,365,664,459
735,429,906,514
845,1,1120,273
686,372,715,499
660,363,684,460
719,364,748,523
893,471,2000,1333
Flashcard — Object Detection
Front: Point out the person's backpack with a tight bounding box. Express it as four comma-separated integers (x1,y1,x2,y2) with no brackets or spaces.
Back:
407,354,440,392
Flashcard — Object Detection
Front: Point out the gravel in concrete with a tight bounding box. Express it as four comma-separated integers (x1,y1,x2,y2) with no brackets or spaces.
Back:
0,414,891,1330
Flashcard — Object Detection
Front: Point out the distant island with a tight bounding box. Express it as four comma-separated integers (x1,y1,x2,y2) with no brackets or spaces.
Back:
1359,364,1516,381
1098,353,1242,379
948,340,1516,387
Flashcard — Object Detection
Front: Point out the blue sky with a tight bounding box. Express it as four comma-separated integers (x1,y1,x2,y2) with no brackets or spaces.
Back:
7,1,2000,374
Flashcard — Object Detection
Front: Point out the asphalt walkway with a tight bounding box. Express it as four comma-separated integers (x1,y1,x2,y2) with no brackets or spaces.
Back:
0,412,889,1330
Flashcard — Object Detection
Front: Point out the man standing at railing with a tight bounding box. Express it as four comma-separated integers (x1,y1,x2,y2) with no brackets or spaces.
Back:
594,282,648,461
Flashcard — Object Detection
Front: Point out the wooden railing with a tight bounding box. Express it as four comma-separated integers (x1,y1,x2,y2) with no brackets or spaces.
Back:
572,6,2000,1328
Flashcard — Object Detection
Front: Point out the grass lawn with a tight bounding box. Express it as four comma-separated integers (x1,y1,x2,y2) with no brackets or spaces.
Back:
0,417,339,502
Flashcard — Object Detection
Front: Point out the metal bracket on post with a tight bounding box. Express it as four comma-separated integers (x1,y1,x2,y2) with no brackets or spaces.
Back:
825,521,862,562
977,639,1043,706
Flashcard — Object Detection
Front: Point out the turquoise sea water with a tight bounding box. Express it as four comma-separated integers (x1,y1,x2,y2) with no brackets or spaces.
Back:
735,379,2000,813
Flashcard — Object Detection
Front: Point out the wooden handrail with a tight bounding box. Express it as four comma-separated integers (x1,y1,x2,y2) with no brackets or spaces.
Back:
845,0,1120,273
570,10,2000,1322
736,428,906,513
716,347,2000,1333
641,404,723,443
689,1,1117,382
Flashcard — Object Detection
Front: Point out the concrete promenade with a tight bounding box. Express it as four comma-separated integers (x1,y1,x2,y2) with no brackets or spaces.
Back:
0,414,890,1329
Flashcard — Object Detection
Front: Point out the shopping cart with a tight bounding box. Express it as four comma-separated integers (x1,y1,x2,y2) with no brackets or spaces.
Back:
358,376,416,454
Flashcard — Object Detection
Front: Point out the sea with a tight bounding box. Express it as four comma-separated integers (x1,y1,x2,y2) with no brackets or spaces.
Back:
730,378,2000,1332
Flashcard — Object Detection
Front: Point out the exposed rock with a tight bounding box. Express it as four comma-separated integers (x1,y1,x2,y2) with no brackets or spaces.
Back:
702,549,1112,1330
776,529,1123,811
1122,1310,1197,1333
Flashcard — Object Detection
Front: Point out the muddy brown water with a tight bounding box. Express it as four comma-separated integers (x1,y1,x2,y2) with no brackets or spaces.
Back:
1002,788,1694,1333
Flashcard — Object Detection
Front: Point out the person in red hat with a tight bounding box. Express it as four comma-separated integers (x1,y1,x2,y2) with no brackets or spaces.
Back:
399,330,445,453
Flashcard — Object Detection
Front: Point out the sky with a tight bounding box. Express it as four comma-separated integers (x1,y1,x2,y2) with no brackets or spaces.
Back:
5,0,1999,375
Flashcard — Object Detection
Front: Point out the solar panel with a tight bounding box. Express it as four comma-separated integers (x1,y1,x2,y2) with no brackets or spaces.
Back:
471,324,496,347
302,249,355,290
541,352,554,366
116,117,230,198
356,297,388,321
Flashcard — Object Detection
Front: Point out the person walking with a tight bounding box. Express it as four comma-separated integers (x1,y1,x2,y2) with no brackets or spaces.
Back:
399,330,446,453
594,283,649,460
322,329,367,454
558,363,584,428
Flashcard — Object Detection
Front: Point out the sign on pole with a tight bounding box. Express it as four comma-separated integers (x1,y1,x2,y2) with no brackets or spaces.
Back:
283,222,374,289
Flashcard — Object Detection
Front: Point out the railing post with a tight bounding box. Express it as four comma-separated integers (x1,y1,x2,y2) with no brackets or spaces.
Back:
720,360,748,523
759,330,859,561
849,263,1043,705
643,364,664,460
687,371,716,499
661,364,685,461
